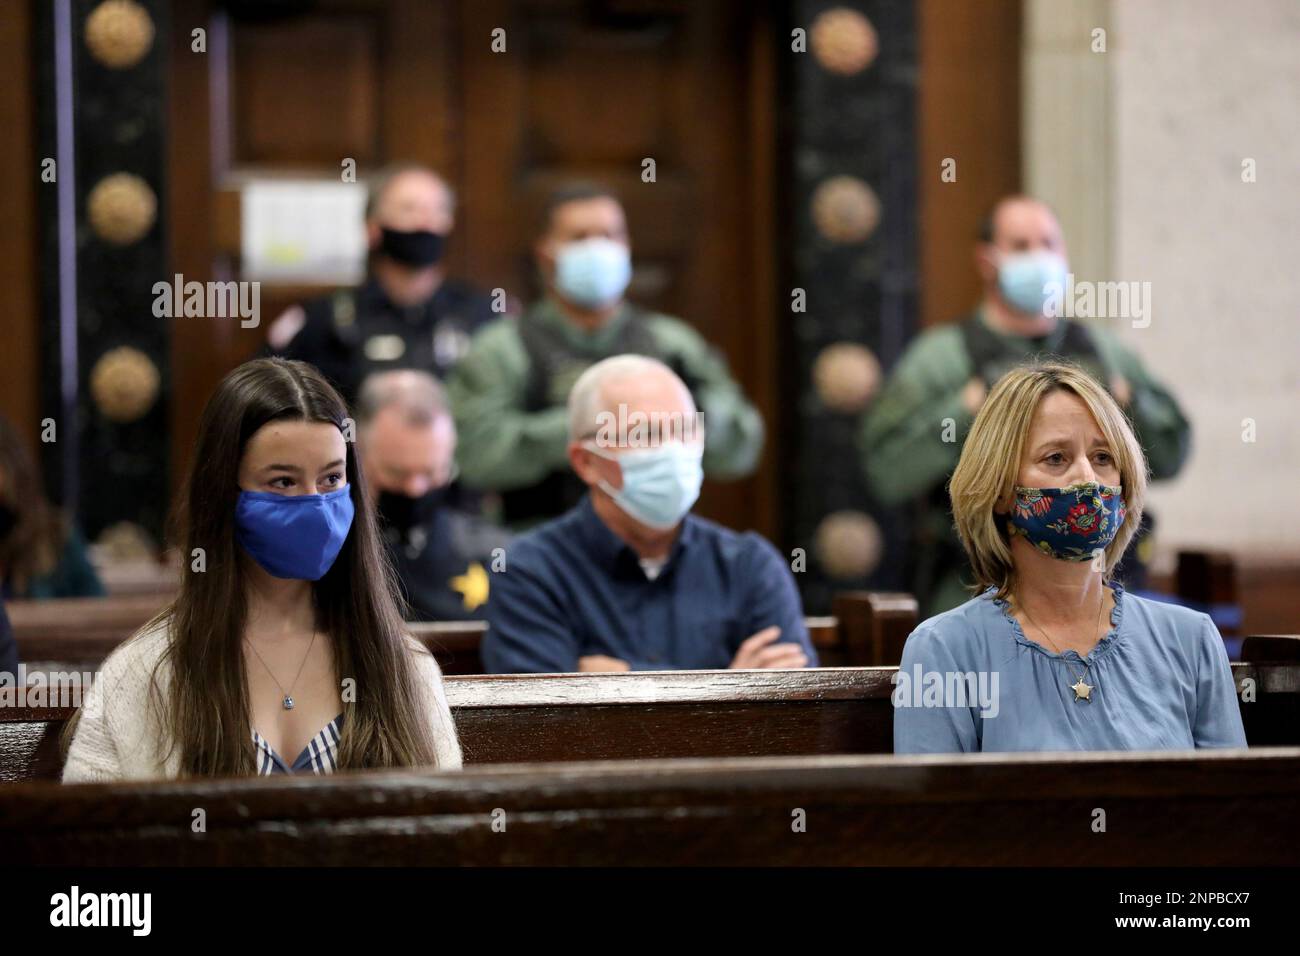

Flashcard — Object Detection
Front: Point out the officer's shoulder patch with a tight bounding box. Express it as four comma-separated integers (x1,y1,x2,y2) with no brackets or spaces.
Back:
331,290,357,327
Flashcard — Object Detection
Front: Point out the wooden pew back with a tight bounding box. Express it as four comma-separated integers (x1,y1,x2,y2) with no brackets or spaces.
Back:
832,591,918,665
9,592,918,675
409,621,487,675
3,749,1299,865
5,660,1298,783
450,668,894,764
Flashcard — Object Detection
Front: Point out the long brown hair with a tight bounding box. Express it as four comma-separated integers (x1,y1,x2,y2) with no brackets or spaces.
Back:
150,358,442,775
0,416,67,593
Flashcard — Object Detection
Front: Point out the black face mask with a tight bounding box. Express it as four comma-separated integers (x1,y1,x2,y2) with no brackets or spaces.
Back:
379,227,446,268
377,487,447,536
0,501,15,541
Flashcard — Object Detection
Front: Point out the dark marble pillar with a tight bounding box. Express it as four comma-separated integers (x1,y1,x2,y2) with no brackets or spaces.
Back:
782,0,918,613
36,0,170,546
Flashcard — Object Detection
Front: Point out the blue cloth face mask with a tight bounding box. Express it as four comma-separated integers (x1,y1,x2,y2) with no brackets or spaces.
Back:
1003,480,1126,562
236,487,355,580
997,250,1068,315
555,238,632,309
585,441,704,530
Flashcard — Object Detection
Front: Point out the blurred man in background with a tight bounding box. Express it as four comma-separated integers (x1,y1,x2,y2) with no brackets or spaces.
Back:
448,182,764,528
861,195,1190,616
356,370,509,621
482,355,812,673
269,164,496,403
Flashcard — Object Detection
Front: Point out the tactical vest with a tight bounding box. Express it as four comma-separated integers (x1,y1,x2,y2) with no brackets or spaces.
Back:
500,306,692,525
325,285,479,396
913,314,1118,593
960,312,1108,390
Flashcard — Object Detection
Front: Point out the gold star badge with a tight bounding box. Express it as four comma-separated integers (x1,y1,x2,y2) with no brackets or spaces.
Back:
450,562,490,612
1070,677,1094,702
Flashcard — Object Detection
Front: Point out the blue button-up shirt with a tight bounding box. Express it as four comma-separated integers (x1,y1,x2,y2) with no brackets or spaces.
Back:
482,497,815,673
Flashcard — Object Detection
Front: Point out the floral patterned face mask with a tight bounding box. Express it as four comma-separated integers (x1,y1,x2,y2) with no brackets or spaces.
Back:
1003,481,1126,562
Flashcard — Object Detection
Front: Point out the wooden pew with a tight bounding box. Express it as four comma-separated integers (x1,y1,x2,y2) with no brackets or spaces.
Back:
409,621,488,676
5,599,493,676
10,592,917,675
91,556,181,598
6,594,171,667
832,591,918,665
0,668,894,782
450,668,893,764
2,748,1298,865
5,659,1298,784
1238,635,1300,747
1175,549,1241,637
1241,634,1300,662
804,616,841,663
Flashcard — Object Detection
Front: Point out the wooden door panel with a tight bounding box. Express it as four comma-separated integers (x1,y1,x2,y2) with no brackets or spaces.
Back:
458,0,770,532
232,14,382,166
169,0,776,534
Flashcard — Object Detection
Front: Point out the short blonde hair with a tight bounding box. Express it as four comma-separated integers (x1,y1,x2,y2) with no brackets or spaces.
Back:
949,360,1148,601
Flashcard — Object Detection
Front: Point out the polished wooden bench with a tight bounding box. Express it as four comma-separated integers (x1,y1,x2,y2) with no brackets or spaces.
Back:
1237,635,1300,746
3,748,1298,865
9,591,921,676
409,620,489,675
6,594,172,665
5,659,1297,783
831,591,918,666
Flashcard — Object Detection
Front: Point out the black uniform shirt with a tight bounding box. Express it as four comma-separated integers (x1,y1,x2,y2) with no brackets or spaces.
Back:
276,277,496,401
382,506,512,622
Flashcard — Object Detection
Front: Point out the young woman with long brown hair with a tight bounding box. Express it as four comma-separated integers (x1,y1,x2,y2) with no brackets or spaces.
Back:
63,358,461,779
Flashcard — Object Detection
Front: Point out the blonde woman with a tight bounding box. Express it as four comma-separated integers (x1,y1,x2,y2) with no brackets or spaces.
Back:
893,360,1244,753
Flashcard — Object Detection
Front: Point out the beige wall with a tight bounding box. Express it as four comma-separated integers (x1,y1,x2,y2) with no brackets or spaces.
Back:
1025,0,1300,561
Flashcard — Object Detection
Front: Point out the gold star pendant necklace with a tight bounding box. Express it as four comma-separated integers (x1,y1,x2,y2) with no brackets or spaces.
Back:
1019,584,1107,703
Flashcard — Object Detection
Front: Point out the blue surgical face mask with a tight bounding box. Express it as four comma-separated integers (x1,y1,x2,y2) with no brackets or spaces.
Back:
997,250,1068,315
236,487,355,580
554,238,632,309
585,441,704,530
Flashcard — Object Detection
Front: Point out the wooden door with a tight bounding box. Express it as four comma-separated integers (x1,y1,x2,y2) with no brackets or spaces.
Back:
455,0,779,534
168,0,779,535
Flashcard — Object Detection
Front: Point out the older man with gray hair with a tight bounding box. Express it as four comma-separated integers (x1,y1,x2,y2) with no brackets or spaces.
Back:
482,354,814,673
356,369,510,621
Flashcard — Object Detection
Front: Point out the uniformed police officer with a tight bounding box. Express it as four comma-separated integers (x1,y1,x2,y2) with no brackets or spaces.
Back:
861,195,1191,617
356,370,510,622
447,181,765,527
268,164,496,403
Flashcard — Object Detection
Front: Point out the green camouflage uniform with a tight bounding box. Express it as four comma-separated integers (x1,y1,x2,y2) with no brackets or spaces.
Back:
861,308,1191,617
448,298,764,526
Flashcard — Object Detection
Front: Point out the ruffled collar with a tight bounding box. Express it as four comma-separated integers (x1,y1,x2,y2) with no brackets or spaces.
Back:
990,581,1125,665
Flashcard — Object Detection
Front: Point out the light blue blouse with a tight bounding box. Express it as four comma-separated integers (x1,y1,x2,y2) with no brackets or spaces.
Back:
893,583,1247,753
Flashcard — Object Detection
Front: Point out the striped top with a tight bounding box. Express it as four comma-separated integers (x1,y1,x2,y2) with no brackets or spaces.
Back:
252,713,344,775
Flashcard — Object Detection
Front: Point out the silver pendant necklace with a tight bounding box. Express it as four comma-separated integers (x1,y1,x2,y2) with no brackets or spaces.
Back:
245,630,318,710
1019,586,1107,702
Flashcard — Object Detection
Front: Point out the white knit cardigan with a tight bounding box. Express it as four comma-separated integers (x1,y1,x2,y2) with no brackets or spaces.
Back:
61,621,463,782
